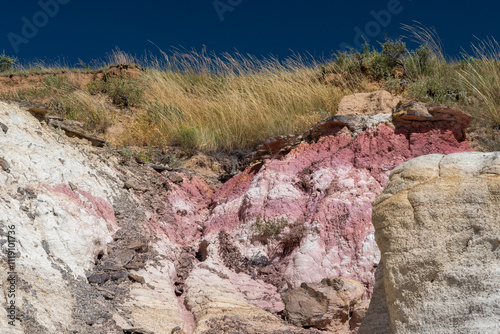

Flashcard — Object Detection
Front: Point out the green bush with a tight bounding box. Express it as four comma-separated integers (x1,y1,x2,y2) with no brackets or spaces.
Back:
174,123,199,153
87,76,143,107
403,46,432,79
0,51,17,72
252,216,288,239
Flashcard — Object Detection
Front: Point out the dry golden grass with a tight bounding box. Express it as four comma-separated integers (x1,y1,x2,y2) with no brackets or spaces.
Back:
109,51,360,151
3,33,500,153
60,90,117,134
458,38,500,125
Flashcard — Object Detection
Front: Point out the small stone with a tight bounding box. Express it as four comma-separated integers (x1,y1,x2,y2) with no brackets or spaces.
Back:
124,262,145,270
110,270,128,282
0,122,8,134
68,182,77,191
171,326,186,334
88,272,110,285
28,107,50,117
174,285,183,296
127,242,148,253
123,328,153,334
48,115,64,121
0,158,10,172
128,273,146,284
151,164,171,173
41,240,50,255
86,317,105,325
134,156,146,165
124,179,147,191
96,286,116,300
167,173,183,184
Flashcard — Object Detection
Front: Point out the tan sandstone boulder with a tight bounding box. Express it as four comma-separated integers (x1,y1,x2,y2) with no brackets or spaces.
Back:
336,90,401,116
282,277,367,333
360,152,500,334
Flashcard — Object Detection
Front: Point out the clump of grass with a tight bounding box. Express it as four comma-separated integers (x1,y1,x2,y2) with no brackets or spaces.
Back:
251,216,307,257
87,76,143,107
57,90,116,133
280,221,307,257
106,47,140,67
458,38,500,124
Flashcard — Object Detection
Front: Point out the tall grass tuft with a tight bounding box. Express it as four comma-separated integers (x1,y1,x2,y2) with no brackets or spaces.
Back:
458,38,500,124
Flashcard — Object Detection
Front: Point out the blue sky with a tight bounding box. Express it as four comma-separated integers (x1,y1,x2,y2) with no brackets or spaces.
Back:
2,0,499,65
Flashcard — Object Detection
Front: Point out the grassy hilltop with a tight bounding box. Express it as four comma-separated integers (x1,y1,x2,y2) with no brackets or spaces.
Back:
1,29,500,154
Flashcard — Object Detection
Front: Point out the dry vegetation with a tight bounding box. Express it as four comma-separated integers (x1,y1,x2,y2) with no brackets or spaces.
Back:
1,26,500,153
0,49,362,153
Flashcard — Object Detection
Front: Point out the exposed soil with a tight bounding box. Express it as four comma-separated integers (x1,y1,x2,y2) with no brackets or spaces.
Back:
0,64,143,104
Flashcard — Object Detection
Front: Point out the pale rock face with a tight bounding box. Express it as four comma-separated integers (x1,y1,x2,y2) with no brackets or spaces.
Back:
0,102,121,332
360,152,500,334
184,266,298,334
336,90,401,116
121,265,186,333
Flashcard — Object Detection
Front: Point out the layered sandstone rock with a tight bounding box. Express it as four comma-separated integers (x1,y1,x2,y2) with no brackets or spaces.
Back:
360,152,500,334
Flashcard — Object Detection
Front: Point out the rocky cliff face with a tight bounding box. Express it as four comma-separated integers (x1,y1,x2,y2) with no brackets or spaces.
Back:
0,91,475,333
359,152,500,334
202,94,472,299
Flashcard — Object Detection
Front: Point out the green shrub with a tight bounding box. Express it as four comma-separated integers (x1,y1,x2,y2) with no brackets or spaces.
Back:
0,51,17,72
403,46,432,79
173,123,199,153
252,216,288,239
381,40,406,68
87,76,143,107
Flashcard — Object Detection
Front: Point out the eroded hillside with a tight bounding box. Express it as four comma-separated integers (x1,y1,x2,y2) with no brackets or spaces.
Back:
0,89,476,333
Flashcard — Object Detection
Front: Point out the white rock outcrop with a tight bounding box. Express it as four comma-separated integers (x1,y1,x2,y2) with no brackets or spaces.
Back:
0,102,122,332
0,102,184,333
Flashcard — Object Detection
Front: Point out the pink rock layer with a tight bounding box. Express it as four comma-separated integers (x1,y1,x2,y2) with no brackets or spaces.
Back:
204,123,472,295
47,183,118,231
141,172,213,247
